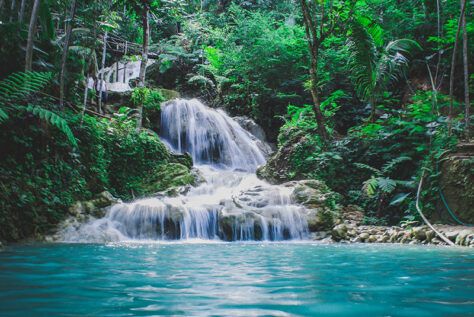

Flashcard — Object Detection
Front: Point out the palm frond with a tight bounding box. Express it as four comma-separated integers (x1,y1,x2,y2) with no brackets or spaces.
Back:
346,19,378,102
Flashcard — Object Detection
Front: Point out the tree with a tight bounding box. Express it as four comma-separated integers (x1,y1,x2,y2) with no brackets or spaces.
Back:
460,0,470,140
448,0,468,128
346,17,420,122
137,8,150,128
59,0,78,108
25,0,41,72
299,0,356,141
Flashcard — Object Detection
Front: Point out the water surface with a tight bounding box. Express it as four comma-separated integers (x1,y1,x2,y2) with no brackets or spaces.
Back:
1,242,473,316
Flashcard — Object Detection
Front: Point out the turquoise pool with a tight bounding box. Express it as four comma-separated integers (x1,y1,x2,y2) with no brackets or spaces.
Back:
0,242,473,316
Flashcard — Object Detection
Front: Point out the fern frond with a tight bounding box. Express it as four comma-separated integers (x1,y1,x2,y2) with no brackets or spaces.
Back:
354,162,382,176
377,177,397,194
0,72,52,106
26,105,78,147
0,108,9,123
188,75,215,87
382,156,411,174
362,176,378,196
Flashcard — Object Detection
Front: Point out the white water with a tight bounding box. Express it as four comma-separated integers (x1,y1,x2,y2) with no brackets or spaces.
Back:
57,99,310,242
88,59,154,92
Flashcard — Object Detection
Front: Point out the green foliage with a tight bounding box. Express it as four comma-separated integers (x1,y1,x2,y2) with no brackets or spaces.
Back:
347,16,421,119
0,72,77,147
131,87,150,106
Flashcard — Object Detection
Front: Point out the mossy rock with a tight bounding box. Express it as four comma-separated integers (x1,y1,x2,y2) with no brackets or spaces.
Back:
307,209,336,232
170,152,193,169
290,180,339,209
144,163,203,194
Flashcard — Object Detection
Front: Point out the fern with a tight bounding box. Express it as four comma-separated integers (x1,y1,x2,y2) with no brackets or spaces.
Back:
382,156,411,174
0,72,78,148
0,72,52,104
354,162,382,176
26,105,78,147
377,177,397,194
362,176,378,196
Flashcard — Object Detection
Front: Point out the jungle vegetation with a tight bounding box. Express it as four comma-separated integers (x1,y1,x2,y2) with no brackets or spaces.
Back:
0,0,471,241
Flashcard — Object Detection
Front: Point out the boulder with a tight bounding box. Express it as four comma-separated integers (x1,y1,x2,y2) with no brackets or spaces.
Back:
331,223,348,241
145,163,204,195
289,180,337,209
68,191,120,219
256,131,310,184
307,209,336,232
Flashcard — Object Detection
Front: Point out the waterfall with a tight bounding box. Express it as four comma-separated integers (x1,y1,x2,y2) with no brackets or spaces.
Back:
58,99,310,242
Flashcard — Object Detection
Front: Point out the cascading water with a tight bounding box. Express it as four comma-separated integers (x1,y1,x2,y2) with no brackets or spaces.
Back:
57,99,310,242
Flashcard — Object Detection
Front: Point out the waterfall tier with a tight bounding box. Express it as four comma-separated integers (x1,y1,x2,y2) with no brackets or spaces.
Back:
56,99,312,242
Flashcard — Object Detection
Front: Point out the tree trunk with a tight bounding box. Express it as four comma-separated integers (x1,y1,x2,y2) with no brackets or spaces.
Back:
138,9,150,128
461,0,470,140
25,0,41,72
9,0,16,23
98,29,108,114
59,0,78,108
448,0,468,121
309,50,328,141
18,0,26,22
299,0,328,141
370,94,376,123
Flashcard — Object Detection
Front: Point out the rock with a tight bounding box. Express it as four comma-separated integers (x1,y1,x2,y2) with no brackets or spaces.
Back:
359,232,370,241
256,131,310,184
413,227,427,241
444,231,458,242
331,224,348,241
425,230,435,242
68,191,120,220
455,230,471,245
437,154,474,224
145,163,204,195
170,152,193,169
290,180,337,209
307,209,336,232
340,205,364,225
368,235,377,243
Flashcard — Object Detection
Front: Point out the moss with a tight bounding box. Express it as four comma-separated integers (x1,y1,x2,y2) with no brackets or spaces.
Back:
144,163,199,194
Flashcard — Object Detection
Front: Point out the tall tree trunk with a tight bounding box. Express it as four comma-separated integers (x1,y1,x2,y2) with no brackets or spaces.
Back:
448,0,468,122
461,0,470,140
138,9,150,128
309,50,329,141
25,0,41,72
299,0,328,141
18,0,25,22
59,0,78,108
9,0,16,22
98,29,108,114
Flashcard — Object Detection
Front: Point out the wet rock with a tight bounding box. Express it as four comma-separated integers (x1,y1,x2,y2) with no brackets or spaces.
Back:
290,180,336,209
331,224,348,241
68,191,120,219
307,209,336,232
413,226,427,241
145,163,204,195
